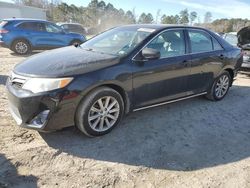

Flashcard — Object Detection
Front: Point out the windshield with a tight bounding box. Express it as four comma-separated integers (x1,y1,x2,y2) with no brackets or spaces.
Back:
80,27,155,56
224,34,238,46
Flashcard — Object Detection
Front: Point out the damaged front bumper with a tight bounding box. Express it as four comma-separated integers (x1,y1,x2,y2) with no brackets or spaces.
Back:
6,77,78,132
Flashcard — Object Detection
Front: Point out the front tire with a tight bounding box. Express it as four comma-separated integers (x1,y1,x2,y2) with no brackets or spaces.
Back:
70,39,82,47
76,87,124,137
11,39,31,55
206,71,231,101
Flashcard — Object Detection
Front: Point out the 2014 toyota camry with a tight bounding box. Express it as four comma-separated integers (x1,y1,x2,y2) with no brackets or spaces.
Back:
6,25,243,137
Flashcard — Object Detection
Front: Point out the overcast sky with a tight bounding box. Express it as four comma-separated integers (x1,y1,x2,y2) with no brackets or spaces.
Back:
3,0,250,21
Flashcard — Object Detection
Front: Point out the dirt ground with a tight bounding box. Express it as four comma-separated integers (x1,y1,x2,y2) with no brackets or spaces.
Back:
1,47,250,188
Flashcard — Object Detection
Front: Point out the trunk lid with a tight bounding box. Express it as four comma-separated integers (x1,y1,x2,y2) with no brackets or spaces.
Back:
237,26,250,50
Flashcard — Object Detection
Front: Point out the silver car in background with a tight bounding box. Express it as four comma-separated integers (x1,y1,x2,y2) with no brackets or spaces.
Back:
223,30,250,69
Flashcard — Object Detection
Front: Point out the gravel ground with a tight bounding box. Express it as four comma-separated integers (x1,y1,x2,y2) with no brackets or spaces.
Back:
1,47,250,188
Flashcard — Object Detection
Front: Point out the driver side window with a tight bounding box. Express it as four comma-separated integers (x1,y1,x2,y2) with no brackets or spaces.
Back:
146,30,186,58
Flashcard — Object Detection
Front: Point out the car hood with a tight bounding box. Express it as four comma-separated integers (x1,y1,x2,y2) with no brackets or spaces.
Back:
14,46,120,78
238,27,250,50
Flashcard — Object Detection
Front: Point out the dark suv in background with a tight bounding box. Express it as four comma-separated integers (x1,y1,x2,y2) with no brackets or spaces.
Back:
0,18,86,54
57,23,87,36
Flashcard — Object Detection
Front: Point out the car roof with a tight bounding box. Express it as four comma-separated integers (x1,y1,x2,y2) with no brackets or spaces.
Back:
3,18,49,22
117,24,211,32
57,22,83,26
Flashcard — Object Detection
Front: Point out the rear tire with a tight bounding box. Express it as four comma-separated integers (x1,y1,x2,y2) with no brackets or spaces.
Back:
206,71,231,101
75,87,124,137
11,39,31,55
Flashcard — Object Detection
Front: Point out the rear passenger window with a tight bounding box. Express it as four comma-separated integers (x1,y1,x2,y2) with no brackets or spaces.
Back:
69,25,83,33
70,25,77,29
146,30,186,58
18,22,32,30
212,37,223,50
68,25,77,31
188,30,213,53
18,22,45,32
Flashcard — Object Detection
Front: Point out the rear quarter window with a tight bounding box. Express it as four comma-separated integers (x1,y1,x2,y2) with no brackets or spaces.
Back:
212,37,223,50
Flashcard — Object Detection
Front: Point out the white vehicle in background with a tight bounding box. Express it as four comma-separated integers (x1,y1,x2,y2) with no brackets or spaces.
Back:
223,32,238,46
223,30,250,69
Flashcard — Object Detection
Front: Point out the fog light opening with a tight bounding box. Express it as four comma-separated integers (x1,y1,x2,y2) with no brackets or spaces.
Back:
30,110,50,128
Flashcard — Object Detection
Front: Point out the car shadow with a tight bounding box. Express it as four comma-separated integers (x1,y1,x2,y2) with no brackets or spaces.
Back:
0,154,38,187
0,75,8,85
40,84,250,171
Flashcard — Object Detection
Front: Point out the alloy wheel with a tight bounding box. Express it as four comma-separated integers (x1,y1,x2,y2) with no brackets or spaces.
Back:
15,42,28,54
88,96,120,132
215,75,230,98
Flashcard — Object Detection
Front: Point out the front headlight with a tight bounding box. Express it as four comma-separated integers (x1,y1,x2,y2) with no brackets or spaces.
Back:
22,77,73,93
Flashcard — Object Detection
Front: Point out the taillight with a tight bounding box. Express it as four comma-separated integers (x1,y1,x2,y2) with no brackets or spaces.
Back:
0,29,9,34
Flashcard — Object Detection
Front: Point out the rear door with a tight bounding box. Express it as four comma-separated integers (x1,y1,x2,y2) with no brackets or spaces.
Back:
187,29,225,94
17,21,48,47
132,29,191,108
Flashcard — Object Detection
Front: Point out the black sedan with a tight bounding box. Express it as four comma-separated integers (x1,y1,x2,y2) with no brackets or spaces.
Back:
6,25,243,137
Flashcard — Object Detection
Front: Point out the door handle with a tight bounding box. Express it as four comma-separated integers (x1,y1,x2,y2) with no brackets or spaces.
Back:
182,60,189,67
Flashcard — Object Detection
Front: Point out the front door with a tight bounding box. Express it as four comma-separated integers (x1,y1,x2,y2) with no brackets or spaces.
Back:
132,29,191,109
41,23,68,47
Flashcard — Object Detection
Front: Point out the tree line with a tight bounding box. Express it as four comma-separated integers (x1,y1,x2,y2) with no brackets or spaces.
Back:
12,0,250,33
199,18,250,33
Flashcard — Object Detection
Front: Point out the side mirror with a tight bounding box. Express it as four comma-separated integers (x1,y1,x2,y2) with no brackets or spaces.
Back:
142,48,160,60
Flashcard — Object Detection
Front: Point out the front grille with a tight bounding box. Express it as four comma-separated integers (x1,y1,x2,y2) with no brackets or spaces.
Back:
9,72,27,89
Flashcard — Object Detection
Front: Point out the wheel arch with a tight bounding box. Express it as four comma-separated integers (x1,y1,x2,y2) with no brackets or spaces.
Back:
206,67,234,101
78,82,131,114
222,66,235,86
10,37,32,50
